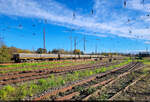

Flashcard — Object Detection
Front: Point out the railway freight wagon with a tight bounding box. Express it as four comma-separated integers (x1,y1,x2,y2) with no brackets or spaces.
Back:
12,53,58,62
12,53,105,63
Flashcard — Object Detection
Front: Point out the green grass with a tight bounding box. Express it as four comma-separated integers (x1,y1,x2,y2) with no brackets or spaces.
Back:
0,60,76,68
0,60,97,74
137,57,150,65
0,59,131,100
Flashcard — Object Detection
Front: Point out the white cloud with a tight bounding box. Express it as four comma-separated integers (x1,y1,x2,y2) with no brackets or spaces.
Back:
127,0,150,12
0,0,150,41
144,41,150,44
76,31,107,38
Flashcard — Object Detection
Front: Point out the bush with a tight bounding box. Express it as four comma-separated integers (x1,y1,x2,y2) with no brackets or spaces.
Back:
4,85,15,94
0,45,33,63
38,79,47,86
0,90,7,100
0,85,15,100
61,80,65,85
49,79,56,87
20,90,28,99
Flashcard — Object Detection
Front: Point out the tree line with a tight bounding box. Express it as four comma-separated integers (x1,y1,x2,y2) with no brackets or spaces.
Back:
0,45,84,63
0,44,122,63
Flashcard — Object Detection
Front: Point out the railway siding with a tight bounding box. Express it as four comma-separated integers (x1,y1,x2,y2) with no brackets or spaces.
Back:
32,61,135,100
0,61,123,85
89,64,145,101
113,67,150,101
0,59,132,100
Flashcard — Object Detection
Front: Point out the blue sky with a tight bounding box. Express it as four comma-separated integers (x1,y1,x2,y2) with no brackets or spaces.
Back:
0,0,150,53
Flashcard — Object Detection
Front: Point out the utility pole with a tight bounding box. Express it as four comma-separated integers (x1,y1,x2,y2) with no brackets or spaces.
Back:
146,47,148,52
74,37,77,50
43,28,46,50
95,39,100,54
95,43,97,54
66,29,75,53
83,35,86,53
70,29,73,53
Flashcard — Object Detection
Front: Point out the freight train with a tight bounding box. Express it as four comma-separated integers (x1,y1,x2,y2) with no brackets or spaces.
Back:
12,53,106,63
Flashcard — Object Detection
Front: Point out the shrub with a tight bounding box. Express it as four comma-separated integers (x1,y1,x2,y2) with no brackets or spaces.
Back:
4,85,15,94
0,90,7,100
38,79,47,86
20,89,28,99
100,67,106,72
61,80,65,85
86,87,96,95
49,79,57,87
89,71,93,76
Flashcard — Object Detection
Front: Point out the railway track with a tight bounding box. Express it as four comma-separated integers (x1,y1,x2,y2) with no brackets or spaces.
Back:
108,74,146,101
0,61,122,85
90,63,145,101
0,59,95,69
0,59,95,71
31,61,142,101
114,73,150,101
55,62,143,101
0,60,110,76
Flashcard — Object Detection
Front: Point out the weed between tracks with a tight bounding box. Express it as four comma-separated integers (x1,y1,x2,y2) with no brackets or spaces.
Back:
89,65,148,101
0,60,131,100
0,60,97,73
114,65,150,101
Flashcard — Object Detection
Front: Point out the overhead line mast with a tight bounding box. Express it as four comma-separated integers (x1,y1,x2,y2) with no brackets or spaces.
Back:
84,35,86,53
43,28,46,50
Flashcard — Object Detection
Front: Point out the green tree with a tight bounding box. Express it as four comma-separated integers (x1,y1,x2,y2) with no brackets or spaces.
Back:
73,49,83,55
0,45,33,63
36,48,47,54
0,45,11,63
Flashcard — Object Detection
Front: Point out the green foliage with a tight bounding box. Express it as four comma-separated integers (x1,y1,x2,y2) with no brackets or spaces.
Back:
0,45,12,62
0,90,7,100
73,49,83,55
61,80,66,85
86,87,96,95
4,85,15,94
0,59,131,100
17,84,28,99
51,49,66,54
98,93,108,100
49,79,57,87
0,45,32,63
0,60,95,74
36,48,47,54
89,71,93,76
38,79,47,86
74,86,84,92
0,85,15,100
100,67,107,72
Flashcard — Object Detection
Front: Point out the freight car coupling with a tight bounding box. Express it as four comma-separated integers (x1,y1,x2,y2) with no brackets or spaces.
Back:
12,53,108,63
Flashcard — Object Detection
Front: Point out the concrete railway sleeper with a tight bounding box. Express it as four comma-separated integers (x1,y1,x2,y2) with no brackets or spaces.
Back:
32,61,141,100
0,61,123,85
